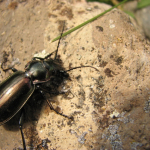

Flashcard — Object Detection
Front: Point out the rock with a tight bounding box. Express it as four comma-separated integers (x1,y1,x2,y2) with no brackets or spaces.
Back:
37,1,150,150
124,1,150,39
135,6,150,39
0,0,150,150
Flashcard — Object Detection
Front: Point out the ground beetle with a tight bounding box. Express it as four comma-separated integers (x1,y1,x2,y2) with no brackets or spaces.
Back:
0,23,98,149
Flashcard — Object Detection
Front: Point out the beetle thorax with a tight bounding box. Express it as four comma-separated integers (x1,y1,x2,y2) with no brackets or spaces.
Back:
25,61,49,82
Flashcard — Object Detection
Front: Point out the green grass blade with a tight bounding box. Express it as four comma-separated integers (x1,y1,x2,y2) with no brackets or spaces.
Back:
124,10,135,18
137,0,150,9
52,0,128,42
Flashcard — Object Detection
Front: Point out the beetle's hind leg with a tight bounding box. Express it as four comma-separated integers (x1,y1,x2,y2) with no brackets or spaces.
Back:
19,108,27,150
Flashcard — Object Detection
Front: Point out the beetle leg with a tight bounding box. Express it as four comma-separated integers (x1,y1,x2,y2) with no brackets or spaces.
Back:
46,99,72,119
1,62,11,72
36,85,62,95
43,50,56,59
39,90,73,120
54,21,65,60
60,89,74,99
19,108,27,150
1,62,18,72
32,21,65,61
38,86,74,99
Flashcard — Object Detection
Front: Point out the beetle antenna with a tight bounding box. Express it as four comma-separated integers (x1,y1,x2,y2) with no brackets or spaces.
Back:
66,66,99,72
54,21,65,60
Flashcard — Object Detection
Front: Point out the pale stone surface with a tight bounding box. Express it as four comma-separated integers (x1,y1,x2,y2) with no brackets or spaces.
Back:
37,1,150,150
0,0,150,150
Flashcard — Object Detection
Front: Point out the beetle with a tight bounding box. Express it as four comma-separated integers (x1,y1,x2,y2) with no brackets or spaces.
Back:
0,23,98,149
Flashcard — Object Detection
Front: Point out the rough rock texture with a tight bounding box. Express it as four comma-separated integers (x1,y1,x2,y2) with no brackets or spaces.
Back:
0,0,150,150
135,5,150,39
123,1,150,39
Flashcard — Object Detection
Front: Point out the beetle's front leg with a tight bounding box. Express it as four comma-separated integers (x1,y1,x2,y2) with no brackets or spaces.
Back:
36,85,64,96
46,97,73,120
38,89,73,120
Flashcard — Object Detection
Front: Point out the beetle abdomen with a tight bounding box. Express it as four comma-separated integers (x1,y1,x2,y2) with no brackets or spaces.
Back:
0,71,35,125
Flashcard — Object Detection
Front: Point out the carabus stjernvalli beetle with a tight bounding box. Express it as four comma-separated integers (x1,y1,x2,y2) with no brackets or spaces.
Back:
0,23,98,149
